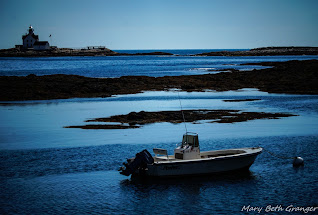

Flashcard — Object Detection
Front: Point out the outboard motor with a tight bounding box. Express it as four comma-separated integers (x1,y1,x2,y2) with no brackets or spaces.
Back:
119,149,154,176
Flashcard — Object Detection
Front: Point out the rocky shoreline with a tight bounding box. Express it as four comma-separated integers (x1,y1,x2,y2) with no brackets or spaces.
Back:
0,48,173,57
196,47,318,56
1,59,317,101
0,47,117,57
65,109,295,129
0,46,317,57
223,99,261,102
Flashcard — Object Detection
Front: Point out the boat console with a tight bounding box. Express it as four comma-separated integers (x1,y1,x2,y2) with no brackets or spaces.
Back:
174,132,201,160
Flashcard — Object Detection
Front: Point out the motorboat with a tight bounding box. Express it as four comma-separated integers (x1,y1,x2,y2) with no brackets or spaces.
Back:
119,132,262,178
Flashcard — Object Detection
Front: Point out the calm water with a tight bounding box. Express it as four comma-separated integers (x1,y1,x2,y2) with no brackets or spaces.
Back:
1,50,318,77
0,51,318,214
1,89,318,214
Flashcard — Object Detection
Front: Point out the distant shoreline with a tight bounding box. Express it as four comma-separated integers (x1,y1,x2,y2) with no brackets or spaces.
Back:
195,47,318,56
0,46,317,57
1,59,317,101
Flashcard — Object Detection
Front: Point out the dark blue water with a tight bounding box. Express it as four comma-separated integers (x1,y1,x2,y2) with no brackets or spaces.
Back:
1,50,318,77
1,136,317,214
1,90,318,214
1,51,318,214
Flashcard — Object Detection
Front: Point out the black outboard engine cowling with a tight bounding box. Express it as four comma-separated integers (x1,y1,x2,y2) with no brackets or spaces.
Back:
119,149,154,176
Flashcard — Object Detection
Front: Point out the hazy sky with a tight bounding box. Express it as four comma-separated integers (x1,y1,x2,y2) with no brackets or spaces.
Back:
1,0,317,50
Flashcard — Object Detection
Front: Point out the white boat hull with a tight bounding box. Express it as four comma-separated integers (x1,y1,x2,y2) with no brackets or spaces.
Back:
136,147,262,177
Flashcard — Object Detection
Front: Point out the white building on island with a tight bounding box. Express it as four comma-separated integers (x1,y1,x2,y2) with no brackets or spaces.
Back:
22,25,50,50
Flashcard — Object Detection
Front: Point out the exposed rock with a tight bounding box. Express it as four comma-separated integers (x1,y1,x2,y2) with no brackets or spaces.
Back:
196,46,318,56
64,124,140,129
1,60,318,101
0,47,117,57
118,52,174,56
223,99,261,102
64,109,296,129
0,48,173,57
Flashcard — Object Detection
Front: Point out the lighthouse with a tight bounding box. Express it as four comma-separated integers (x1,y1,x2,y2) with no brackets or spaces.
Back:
22,25,50,50
22,25,39,49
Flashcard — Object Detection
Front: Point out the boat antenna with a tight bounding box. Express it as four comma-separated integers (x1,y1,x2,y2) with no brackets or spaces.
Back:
177,91,188,134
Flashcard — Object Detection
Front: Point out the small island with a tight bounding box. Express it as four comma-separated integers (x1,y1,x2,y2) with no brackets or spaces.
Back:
223,99,262,102
196,47,318,56
65,109,296,129
0,25,174,57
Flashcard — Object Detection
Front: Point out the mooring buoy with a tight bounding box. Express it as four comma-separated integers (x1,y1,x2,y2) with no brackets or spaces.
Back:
293,157,304,167
262,147,304,167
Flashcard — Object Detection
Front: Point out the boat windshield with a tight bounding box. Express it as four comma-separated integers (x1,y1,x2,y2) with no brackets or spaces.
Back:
182,133,199,147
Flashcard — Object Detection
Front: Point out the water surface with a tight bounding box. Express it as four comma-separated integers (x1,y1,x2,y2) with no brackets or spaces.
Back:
1,90,318,214
1,52,317,214
1,53,318,77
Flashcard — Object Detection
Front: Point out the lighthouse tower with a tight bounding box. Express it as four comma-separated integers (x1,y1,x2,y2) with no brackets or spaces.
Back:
28,25,34,34
22,25,39,49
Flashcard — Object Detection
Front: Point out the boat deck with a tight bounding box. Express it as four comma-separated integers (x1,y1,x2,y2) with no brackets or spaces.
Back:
153,147,262,163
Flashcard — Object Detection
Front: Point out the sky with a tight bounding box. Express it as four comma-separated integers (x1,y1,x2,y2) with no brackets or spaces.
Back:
0,0,317,50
